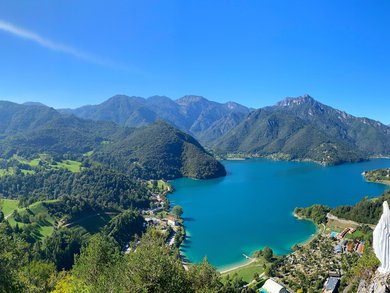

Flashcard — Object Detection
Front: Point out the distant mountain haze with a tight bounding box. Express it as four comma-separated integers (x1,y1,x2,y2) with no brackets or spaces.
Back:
59,94,252,145
59,94,390,165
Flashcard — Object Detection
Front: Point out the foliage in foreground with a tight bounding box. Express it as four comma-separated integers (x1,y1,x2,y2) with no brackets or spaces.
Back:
54,231,251,293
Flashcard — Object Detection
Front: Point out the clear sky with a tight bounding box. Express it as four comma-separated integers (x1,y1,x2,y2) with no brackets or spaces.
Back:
0,1,389,124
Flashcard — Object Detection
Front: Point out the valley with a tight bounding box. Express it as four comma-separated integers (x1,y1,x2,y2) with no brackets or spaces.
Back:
0,95,389,292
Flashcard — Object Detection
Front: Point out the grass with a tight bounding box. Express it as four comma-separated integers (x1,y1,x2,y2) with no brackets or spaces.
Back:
14,154,82,173
13,155,41,167
221,258,267,283
3,199,59,238
0,168,15,177
21,169,36,175
69,213,114,234
157,180,169,190
0,199,20,217
148,180,171,191
50,160,82,172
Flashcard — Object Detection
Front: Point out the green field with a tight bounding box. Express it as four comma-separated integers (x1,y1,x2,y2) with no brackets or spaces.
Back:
14,156,41,167
157,180,170,190
148,179,171,191
0,168,15,177
13,155,82,173
68,213,115,234
0,199,20,217
222,259,267,283
83,150,94,157
2,199,59,238
52,160,82,172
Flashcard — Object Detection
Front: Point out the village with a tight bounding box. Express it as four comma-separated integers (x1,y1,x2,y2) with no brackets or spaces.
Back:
258,216,371,293
126,180,184,254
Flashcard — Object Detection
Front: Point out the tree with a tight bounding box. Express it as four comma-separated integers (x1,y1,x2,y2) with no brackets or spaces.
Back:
0,200,3,222
0,222,30,293
171,205,183,218
121,231,190,292
43,228,86,270
187,257,222,292
103,209,145,249
72,233,122,291
18,261,58,293
263,247,274,262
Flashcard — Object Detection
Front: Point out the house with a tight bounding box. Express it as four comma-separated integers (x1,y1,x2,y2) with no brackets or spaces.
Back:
260,278,290,293
323,277,340,293
337,228,350,239
334,245,342,254
167,215,177,227
357,242,365,256
340,239,348,247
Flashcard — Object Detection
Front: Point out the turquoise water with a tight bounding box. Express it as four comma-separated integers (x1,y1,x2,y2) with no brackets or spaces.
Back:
170,159,390,270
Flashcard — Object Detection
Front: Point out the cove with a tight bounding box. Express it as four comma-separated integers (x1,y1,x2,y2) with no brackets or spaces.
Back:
170,158,390,270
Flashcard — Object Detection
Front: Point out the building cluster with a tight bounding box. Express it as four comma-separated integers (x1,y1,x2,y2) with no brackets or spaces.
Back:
330,227,365,256
142,192,166,215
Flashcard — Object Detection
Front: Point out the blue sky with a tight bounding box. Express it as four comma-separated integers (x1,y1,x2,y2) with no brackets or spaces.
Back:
0,1,389,124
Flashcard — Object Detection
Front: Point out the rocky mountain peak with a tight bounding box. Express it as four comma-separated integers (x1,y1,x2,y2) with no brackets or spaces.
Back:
105,95,145,104
276,94,316,107
176,95,208,105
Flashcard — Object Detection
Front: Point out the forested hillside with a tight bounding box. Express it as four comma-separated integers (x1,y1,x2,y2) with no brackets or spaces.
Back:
213,95,390,165
60,94,390,166
0,101,225,180
60,94,251,144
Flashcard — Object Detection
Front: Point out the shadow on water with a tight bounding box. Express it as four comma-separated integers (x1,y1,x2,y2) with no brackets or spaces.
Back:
182,217,196,222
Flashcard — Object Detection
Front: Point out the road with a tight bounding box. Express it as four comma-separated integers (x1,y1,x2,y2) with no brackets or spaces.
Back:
327,213,376,230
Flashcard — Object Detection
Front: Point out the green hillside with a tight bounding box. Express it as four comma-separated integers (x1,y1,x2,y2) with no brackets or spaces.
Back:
0,101,225,180
95,121,226,179
1,199,58,239
213,106,365,165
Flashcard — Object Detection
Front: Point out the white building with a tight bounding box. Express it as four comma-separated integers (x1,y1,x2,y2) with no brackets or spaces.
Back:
261,278,289,293
167,215,177,227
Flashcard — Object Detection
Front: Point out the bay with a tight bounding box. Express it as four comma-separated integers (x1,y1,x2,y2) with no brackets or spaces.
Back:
170,158,390,270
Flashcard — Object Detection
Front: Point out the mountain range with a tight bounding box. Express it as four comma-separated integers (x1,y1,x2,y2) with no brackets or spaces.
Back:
0,101,226,179
59,95,251,145
213,95,390,165
60,94,390,165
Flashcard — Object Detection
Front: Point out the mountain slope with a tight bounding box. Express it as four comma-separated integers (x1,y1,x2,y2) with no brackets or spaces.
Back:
0,101,225,179
59,95,251,144
95,121,226,179
275,95,390,156
214,95,390,165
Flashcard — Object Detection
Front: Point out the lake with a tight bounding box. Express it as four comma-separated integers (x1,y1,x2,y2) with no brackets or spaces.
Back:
170,158,390,270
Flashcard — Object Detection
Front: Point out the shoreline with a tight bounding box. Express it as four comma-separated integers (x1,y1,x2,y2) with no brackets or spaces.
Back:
220,211,320,275
218,153,385,167
172,159,389,277
292,210,322,244
219,210,319,275
219,257,256,274
361,170,390,186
